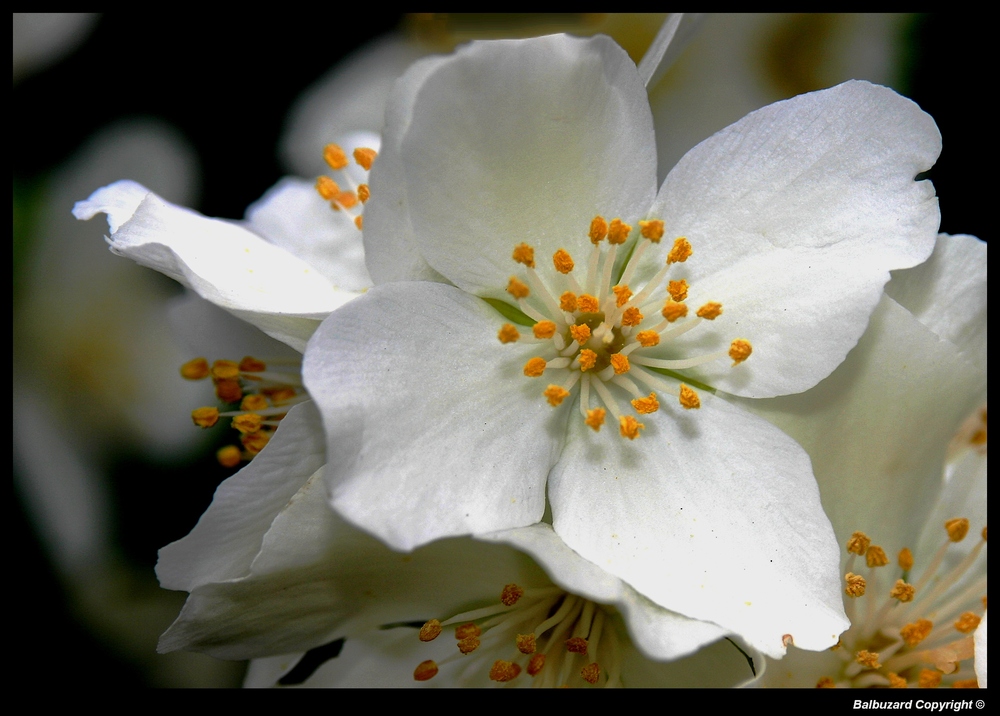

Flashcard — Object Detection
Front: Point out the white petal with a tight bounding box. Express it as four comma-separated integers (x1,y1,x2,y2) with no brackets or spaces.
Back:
156,401,326,592
74,181,358,352
549,393,848,658
646,80,941,398
736,295,985,558
886,233,987,375
975,611,987,688
303,281,560,550
244,176,374,292
388,34,658,297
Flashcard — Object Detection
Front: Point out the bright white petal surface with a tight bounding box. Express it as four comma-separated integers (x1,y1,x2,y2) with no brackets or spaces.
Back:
886,233,987,375
487,523,730,661
380,34,657,298
738,295,985,558
156,401,326,592
74,181,356,351
303,281,560,550
645,80,941,398
975,611,987,688
549,393,847,659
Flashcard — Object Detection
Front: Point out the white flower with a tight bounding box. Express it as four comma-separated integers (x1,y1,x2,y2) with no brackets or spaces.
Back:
301,34,940,658
746,233,987,687
155,405,762,688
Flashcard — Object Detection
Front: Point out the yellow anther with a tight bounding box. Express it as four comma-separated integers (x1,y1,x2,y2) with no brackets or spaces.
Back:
357,184,370,203
413,660,439,681
527,654,546,676
679,384,701,410
489,660,521,682
954,612,981,634
216,445,241,468
816,677,836,688
419,619,442,642
215,378,242,403
553,249,575,274
455,623,481,640
211,359,240,381
619,415,644,440
264,387,296,404
523,357,547,378
661,300,688,323
544,385,571,407
667,279,688,301
621,306,643,326
560,291,578,312
847,531,871,555
565,637,588,654
636,330,660,347
232,413,263,434
844,572,866,597
918,669,942,688
729,339,753,366
500,583,524,607
900,619,934,646
696,302,723,320
180,357,210,380
953,678,980,688
497,324,520,344
507,276,530,299
983,526,988,542
240,394,268,412
607,218,631,245
323,143,348,170
354,216,363,230
241,431,270,455
579,349,597,372
512,242,536,268
887,673,907,689
578,294,600,313
946,517,970,542
855,650,881,669
639,219,664,242
581,663,601,685
457,636,480,654
898,547,914,571
569,324,591,343
533,321,557,339
191,407,220,428
239,356,267,372
315,175,339,200
667,237,693,264
631,392,660,414
353,147,377,170
890,579,916,603
589,216,608,244
610,353,630,374
585,407,606,431
334,190,358,209
866,545,889,568
516,633,536,654
612,284,633,307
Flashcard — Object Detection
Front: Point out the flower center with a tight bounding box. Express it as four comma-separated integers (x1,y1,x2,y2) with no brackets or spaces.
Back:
816,522,987,688
498,216,751,439
413,582,623,687
313,142,377,230
181,355,307,466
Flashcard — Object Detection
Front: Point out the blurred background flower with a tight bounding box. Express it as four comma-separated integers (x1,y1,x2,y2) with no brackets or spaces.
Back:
12,13,985,688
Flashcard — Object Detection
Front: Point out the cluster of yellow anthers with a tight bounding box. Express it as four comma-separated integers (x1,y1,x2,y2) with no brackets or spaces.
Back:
414,583,622,687
815,520,987,688
314,143,377,230
181,357,307,467
499,216,751,439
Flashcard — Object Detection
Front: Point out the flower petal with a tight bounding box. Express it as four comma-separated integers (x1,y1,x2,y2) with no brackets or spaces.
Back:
74,180,359,351
646,80,941,398
549,393,848,659
975,611,987,688
381,34,657,297
303,281,561,550
156,400,326,592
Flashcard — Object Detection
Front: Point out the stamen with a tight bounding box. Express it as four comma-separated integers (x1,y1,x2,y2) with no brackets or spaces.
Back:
621,307,643,327
553,249,575,274
533,321,557,339
639,219,664,242
631,393,660,414
315,175,339,200
560,291,578,312
354,216,363,230
847,532,872,555
516,634,536,654
816,677,836,688
527,654,545,676
581,663,601,685
239,356,267,372
544,385,571,406
679,384,700,410
866,546,889,568
585,408,606,432
610,354,630,375
216,445,241,468
845,573,867,597
918,669,942,688
661,300,688,323
353,147,377,170
455,623,482,639
191,407,219,428
635,330,660,347
887,673,908,688
570,324,591,344
953,612,981,633
323,143,349,170
612,285,633,307
729,339,753,366
211,359,240,380
619,416,644,440
457,636,480,654
696,302,723,320
497,324,520,344
890,580,916,603
232,413,263,434
512,243,536,268
357,184,370,203
523,358,547,378
565,637,588,654
507,277,530,299
589,216,608,244
856,650,882,669
241,431,269,454
578,350,597,372
420,619,442,642
607,218,631,245
898,548,914,571
578,294,600,313
666,237,692,264
215,379,242,402
900,619,933,646
946,518,970,542
667,280,688,301
413,660,438,681
180,357,210,380
240,394,268,411
489,660,521,682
